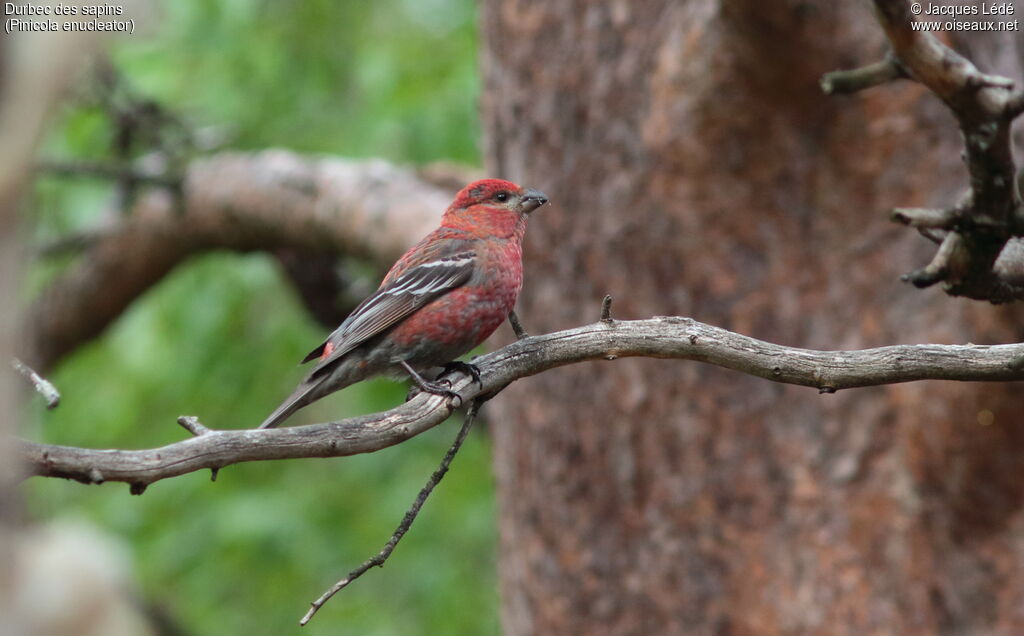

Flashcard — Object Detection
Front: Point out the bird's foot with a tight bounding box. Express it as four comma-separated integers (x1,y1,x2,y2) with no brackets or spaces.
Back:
401,360,463,408
441,361,483,389
409,378,463,408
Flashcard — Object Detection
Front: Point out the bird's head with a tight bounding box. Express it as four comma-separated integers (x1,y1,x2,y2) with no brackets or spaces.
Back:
443,179,548,238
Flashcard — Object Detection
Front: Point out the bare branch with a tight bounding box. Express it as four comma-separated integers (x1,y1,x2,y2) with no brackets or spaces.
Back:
823,0,1024,302
891,207,959,230
176,415,212,437
901,232,959,288
414,161,482,193
600,294,613,322
870,1,1012,109
23,151,453,372
820,58,905,95
19,315,1024,490
11,358,60,409
35,160,181,190
300,401,481,626
273,250,376,330
36,225,115,258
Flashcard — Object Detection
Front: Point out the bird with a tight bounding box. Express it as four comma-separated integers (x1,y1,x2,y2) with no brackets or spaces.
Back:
258,178,548,429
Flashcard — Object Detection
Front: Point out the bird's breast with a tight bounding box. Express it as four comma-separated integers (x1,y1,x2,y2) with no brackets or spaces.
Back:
386,239,523,357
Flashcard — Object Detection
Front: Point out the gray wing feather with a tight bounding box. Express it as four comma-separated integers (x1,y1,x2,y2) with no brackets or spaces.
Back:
306,252,476,375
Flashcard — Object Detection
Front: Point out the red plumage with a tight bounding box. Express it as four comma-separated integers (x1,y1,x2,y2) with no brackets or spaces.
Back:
258,178,547,429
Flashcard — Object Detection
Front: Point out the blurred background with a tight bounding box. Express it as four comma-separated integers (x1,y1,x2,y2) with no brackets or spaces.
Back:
14,2,1024,634
20,1,498,633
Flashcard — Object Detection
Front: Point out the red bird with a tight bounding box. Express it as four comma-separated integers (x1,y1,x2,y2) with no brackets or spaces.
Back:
258,178,548,429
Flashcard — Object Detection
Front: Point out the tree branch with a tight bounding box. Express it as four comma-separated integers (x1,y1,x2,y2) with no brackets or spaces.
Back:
19,314,1024,492
24,151,457,371
272,250,376,330
507,310,529,340
820,57,906,95
10,358,60,409
300,400,482,626
822,0,1024,302
35,159,181,190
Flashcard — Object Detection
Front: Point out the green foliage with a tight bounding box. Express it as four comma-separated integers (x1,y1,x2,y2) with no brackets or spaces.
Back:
25,1,497,633
119,0,480,161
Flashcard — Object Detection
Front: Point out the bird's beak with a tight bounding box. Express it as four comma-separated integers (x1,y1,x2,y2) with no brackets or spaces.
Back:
520,188,549,214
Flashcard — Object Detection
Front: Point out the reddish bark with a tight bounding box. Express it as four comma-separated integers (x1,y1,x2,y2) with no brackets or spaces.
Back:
483,2,1024,633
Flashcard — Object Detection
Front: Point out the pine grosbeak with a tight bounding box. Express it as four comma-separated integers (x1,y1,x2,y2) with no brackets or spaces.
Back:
258,178,547,429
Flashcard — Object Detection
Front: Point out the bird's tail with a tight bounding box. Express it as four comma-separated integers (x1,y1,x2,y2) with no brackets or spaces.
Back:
258,378,325,429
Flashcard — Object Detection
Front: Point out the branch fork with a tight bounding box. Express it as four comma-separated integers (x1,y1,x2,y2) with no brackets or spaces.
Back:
823,0,1024,302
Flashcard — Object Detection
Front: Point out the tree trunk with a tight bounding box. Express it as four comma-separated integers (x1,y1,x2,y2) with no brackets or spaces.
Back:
482,2,1024,634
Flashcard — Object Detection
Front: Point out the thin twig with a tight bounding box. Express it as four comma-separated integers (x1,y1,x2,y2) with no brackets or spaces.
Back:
507,310,529,340
11,357,60,409
300,401,482,626
891,207,959,230
600,295,613,322
820,58,905,95
36,226,113,258
917,227,946,245
902,232,959,288
35,160,181,190
177,416,222,483
176,415,213,436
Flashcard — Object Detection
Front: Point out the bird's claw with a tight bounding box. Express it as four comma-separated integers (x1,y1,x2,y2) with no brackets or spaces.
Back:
409,378,463,408
441,361,483,389
447,391,464,409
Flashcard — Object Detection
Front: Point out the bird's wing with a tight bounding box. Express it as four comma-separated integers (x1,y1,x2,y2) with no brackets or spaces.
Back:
302,251,477,375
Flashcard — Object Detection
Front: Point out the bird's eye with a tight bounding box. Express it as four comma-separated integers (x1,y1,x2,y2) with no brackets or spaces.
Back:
495,191,509,202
